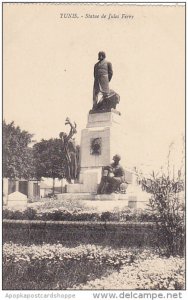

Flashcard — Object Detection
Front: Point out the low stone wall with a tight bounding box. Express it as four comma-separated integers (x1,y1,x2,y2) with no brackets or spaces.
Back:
3,220,157,247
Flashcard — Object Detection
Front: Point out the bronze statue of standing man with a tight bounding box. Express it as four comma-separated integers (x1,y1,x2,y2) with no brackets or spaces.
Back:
93,51,113,109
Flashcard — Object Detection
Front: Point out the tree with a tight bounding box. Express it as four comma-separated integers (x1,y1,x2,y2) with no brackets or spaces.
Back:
33,139,65,193
3,121,35,179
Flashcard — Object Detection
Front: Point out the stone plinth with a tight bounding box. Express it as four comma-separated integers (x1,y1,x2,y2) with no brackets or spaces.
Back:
69,111,126,193
65,112,136,194
57,184,150,208
79,168,102,191
80,112,126,169
57,192,127,202
7,191,27,207
87,111,121,128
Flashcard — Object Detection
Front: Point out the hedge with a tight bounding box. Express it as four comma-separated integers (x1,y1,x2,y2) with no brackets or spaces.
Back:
3,219,157,247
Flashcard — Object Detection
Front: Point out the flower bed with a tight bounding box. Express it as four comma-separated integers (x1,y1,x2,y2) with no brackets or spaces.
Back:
3,243,185,290
3,243,136,290
76,255,185,290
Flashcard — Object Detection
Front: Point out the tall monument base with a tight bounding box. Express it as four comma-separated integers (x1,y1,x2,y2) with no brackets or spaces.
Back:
67,111,129,193
59,110,150,206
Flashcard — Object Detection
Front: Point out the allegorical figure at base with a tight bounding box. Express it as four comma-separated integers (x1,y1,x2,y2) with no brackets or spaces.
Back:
59,118,80,184
97,154,128,194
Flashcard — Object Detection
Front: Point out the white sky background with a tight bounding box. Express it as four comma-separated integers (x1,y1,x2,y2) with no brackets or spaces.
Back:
3,3,185,175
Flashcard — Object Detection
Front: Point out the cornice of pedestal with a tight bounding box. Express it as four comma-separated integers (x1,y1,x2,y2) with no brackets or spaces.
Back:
87,110,121,128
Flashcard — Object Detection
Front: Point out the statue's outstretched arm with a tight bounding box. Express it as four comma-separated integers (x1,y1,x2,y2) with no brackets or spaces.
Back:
65,118,77,140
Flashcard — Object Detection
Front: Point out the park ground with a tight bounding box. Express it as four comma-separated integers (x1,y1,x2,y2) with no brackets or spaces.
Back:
3,198,185,290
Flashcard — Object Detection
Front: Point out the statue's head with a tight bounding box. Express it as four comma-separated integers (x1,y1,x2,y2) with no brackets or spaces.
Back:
98,51,106,61
113,154,121,163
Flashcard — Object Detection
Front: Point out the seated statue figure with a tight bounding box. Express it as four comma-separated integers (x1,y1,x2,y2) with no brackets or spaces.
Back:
97,154,128,194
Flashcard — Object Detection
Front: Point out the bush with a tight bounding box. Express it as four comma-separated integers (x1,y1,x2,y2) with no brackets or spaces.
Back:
3,208,37,220
3,206,157,223
25,208,37,220
3,209,23,220
141,174,185,257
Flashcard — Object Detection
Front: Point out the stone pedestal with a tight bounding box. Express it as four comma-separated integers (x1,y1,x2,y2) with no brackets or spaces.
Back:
67,111,127,193
80,112,125,168
7,191,27,208
57,187,150,209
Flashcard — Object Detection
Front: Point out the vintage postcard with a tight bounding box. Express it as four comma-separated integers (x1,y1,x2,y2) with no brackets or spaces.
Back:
2,1,186,298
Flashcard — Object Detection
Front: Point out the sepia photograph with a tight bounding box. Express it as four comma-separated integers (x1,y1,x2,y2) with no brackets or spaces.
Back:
2,1,186,295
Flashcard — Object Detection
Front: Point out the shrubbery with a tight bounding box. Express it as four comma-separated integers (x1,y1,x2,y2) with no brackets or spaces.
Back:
141,174,185,257
3,206,157,222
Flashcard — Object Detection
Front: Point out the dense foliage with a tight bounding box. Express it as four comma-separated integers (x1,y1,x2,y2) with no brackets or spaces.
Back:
33,139,65,191
3,206,157,222
3,121,80,188
3,121,35,179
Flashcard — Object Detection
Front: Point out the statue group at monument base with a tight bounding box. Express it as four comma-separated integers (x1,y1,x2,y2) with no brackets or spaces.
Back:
57,111,150,208
69,111,127,193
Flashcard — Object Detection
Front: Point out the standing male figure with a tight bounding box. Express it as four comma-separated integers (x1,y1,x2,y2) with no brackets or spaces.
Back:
93,51,113,109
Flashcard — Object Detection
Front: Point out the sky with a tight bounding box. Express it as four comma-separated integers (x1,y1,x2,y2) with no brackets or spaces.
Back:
3,3,185,175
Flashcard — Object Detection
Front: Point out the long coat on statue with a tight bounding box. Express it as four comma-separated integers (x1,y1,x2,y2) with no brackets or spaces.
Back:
93,59,113,106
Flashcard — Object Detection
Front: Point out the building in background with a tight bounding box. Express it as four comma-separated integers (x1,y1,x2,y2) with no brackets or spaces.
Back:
40,182,52,198
3,178,40,205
